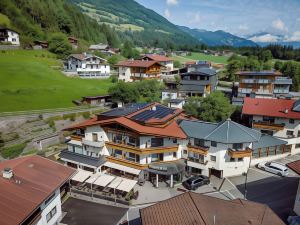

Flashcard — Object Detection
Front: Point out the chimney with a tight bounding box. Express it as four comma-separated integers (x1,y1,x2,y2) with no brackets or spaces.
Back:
151,106,157,111
284,108,289,114
2,168,13,179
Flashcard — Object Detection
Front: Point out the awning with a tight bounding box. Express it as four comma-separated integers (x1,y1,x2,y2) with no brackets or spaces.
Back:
93,174,115,187
107,177,123,189
68,140,82,146
71,169,92,182
116,178,137,192
103,162,141,175
85,173,101,184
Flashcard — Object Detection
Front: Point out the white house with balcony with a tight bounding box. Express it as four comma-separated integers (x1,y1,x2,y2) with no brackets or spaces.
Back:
64,53,110,79
0,26,20,45
242,97,300,155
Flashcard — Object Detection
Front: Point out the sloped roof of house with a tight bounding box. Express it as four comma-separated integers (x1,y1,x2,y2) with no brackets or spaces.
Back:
141,54,173,62
179,84,205,92
180,119,261,143
0,155,75,225
183,68,217,76
286,160,300,175
69,53,86,60
236,70,282,76
252,134,287,149
116,60,162,68
89,43,109,50
242,97,300,119
140,192,285,225
60,149,106,167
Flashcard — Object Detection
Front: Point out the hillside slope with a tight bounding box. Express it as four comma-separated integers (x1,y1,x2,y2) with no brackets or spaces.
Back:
179,26,257,47
70,0,200,48
0,0,110,44
0,50,113,112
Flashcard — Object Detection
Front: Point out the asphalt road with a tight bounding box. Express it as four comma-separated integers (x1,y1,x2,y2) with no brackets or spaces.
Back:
62,198,128,225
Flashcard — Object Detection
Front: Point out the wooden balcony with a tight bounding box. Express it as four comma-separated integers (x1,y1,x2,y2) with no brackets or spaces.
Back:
106,156,148,170
228,148,252,158
105,141,178,155
70,135,83,141
253,121,285,131
187,144,209,155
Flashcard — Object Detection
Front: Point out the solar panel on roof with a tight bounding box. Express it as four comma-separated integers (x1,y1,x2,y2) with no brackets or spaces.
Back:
100,103,151,117
131,105,176,122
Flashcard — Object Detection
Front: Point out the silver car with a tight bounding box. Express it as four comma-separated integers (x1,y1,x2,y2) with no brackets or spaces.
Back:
257,162,289,176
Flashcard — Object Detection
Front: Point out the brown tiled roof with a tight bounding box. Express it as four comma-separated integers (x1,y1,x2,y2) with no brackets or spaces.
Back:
69,53,85,60
0,155,76,225
116,60,162,68
287,160,300,174
141,54,173,62
140,192,285,225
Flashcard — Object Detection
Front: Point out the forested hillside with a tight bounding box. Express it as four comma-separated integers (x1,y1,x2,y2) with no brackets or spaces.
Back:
70,0,201,49
0,0,118,46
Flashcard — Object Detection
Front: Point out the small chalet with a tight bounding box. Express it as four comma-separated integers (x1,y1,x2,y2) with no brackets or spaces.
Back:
68,37,78,49
139,54,174,71
0,26,20,45
33,40,49,49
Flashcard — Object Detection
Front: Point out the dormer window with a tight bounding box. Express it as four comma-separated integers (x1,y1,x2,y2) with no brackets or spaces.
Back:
233,143,243,150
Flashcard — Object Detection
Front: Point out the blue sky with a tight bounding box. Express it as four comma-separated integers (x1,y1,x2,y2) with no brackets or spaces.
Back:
136,0,300,42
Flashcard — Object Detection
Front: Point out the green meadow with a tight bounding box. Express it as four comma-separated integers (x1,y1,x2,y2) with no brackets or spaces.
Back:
172,52,229,64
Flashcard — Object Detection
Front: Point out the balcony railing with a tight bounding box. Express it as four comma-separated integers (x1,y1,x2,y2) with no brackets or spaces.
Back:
70,135,83,141
241,79,270,84
82,139,105,148
253,121,285,131
187,157,208,165
187,144,209,155
228,148,252,158
106,156,148,170
105,141,178,155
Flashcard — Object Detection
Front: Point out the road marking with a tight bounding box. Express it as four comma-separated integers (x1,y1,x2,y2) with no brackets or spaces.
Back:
225,178,237,189
225,190,236,200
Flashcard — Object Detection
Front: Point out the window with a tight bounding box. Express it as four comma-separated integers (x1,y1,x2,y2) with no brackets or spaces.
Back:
46,206,57,223
296,144,300,149
298,131,300,137
194,138,205,147
45,193,55,206
262,116,275,123
183,150,188,155
173,138,177,144
128,136,137,146
289,119,295,124
127,152,137,162
233,143,243,150
210,155,216,162
230,158,235,162
261,130,274,136
238,158,243,162
92,133,98,142
286,130,294,137
151,138,164,147
173,152,177,158
114,149,122,158
211,141,217,147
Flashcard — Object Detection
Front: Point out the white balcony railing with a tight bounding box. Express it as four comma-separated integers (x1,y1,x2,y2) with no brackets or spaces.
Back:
82,139,105,148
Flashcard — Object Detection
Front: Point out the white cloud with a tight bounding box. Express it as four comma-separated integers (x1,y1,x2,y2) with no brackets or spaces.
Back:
271,18,288,32
284,31,300,42
249,34,280,43
166,0,178,6
164,8,171,18
238,24,249,31
187,12,202,24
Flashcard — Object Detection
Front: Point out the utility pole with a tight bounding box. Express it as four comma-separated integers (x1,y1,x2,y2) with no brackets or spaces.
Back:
244,155,252,200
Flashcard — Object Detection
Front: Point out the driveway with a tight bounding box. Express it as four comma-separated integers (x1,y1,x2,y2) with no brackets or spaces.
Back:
62,198,128,225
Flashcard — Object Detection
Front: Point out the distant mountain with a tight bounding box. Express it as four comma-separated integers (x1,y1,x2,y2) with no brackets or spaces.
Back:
70,0,200,47
247,32,300,48
178,26,257,47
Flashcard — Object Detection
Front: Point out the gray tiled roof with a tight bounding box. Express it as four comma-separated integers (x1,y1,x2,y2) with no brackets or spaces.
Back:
182,68,217,76
179,84,205,92
253,135,287,149
180,119,261,144
59,149,106,167
180,80,211,85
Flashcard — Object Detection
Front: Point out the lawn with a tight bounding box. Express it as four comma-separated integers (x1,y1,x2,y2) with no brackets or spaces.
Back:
172,52,229,64
0,50,115,112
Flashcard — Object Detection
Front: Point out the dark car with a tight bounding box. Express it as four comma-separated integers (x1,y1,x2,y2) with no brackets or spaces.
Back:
183,175,210,190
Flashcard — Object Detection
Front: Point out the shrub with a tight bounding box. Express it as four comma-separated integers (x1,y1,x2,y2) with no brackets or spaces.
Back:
1,143,26,159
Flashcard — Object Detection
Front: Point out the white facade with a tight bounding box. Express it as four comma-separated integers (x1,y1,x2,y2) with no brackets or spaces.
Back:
36,190,63,225
161,91,178,101
0,29,20,45
118,67,133,82
78,56,110,79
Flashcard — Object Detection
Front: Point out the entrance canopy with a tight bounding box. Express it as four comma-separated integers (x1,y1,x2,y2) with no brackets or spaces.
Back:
116,178,137,192
93,174,115,187
103,161,141,175
71,169,92,182
85,173,101,184
145,160,185,175
107,177,123,189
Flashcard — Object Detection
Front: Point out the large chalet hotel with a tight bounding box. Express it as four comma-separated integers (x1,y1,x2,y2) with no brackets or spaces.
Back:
61,102,293,184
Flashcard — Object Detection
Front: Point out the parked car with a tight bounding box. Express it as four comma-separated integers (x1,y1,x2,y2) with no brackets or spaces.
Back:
257,161,289,176
183,175,210,190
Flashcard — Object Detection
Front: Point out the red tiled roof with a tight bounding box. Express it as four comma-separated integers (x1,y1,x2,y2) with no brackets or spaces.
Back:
237,71,282,76
0,156,75,225
140,192,285,225
287,160,300,175
116,60,162,68
141,54,173,62
242,97,300,119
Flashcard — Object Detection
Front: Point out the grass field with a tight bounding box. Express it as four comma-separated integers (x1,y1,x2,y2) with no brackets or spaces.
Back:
0,50,114,112
172,52,229,64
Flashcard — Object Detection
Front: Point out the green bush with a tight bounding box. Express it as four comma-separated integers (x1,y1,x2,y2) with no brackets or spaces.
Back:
1,143,26,159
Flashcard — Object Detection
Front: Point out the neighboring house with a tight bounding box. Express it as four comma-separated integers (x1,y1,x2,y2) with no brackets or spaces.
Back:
139,54,174,71
179,66,217,98
242,97,300,156
117,60,164,82
236,70,292,98
180,119,286,177
0,155,75,225
89,43,116,56
64,53,110,79
33,40,49,49
68,37,78,49
168,99,185,109
287,160,300,216
0,26,20,45
140,192,285,225
81,95,112,106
